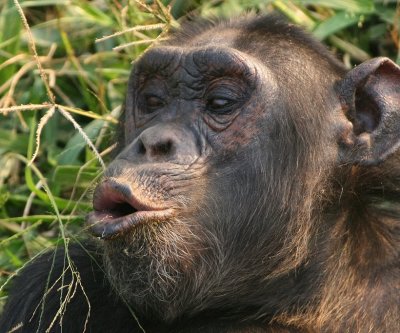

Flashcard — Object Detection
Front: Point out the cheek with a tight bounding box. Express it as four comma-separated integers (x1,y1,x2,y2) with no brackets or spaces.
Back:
215,102,267,152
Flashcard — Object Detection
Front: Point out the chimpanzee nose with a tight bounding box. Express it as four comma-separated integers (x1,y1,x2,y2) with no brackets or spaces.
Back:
129,124,199,164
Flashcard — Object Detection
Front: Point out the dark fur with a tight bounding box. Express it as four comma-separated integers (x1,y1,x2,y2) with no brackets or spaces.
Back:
1,14,399,333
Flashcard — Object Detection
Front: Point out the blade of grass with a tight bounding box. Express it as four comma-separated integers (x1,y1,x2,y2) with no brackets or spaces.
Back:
0,0,22,85
297,0,375,13
313,11,363,40
22,116,91,211
0,215,84,224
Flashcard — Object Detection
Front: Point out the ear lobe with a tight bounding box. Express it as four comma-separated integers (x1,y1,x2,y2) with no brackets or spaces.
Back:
338,57,400,165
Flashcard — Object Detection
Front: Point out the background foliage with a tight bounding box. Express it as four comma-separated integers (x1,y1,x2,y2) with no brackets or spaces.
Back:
0,0,399,309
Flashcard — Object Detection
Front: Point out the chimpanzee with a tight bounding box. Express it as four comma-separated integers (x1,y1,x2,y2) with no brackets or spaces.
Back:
1,14,399,333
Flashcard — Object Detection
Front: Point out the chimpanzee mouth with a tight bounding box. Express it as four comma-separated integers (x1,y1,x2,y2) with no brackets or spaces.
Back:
86,179,174,240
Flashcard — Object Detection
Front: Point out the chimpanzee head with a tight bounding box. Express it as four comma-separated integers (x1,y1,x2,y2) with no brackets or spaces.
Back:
86,15,400,321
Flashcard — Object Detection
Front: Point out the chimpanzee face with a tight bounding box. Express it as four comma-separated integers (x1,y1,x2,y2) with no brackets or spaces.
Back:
85,16,400,322
86,46,282,240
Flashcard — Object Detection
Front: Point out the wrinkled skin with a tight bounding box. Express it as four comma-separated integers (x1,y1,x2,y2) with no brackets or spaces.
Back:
1,15,400,333
94,45,287,320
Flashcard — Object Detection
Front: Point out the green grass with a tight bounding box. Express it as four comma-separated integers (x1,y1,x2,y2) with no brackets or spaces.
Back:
0,0,399,310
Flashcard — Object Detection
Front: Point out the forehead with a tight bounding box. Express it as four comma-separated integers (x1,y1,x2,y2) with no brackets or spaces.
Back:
133,45,258,80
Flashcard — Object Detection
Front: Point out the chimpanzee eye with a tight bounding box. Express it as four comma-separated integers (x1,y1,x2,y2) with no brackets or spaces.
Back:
206,79,245,115
206,96,237,113
208,97,232,109
145,95,165,109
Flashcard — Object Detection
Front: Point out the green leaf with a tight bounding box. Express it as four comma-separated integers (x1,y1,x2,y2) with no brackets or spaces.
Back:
0,129,29,155
0,0,22,85
56,119,105,165
78,3,114,26
52,165,100,188
0,192,9,209
375,5,398,24
313,12,363,40
297,0,375,13
21,0,70,7
4,248,23,267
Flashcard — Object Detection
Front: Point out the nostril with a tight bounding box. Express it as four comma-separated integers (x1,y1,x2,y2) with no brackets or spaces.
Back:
137,140,146,155
151,140,173,157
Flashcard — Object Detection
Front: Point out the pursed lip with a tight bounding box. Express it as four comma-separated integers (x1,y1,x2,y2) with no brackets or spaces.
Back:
85,179,174,240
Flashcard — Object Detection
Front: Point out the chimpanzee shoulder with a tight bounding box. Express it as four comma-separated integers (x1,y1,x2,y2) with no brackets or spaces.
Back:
0,243,142,333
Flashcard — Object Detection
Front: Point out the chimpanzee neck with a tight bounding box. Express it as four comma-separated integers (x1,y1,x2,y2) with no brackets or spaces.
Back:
303,155,400,331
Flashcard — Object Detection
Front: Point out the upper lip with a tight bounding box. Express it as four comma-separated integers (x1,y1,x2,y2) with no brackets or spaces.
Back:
92,178,163,212
86,179,174,239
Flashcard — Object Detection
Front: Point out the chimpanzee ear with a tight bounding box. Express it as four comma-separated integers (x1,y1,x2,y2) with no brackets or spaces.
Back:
338,57,400,165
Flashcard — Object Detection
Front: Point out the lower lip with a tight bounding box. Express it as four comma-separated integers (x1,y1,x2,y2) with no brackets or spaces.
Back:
86,209,175,239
